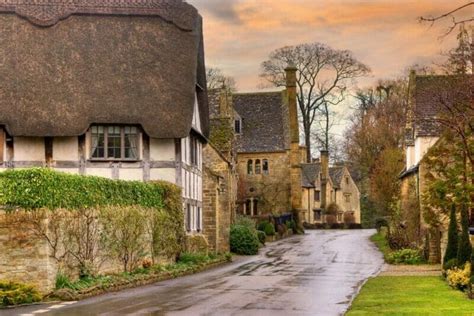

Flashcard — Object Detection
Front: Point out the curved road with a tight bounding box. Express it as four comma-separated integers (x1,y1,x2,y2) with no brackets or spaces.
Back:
13,229,383,316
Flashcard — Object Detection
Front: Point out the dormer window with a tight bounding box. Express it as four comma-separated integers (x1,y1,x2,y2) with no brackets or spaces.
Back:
90,125,140,161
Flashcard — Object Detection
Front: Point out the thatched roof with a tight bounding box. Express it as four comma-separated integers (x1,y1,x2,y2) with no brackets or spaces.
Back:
233,91,290,153
0,0,209,138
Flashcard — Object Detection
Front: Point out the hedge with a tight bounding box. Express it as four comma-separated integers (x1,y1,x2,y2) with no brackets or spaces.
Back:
0,168,172,210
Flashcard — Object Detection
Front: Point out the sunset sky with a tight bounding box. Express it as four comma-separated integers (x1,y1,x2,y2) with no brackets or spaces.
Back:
188,0,470,91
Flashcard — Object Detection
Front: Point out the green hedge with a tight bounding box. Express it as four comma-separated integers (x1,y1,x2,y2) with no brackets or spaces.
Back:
0,281,42,306
0,168,170,210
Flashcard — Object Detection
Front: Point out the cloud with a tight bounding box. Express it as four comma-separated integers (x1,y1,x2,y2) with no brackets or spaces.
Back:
188,0,242,24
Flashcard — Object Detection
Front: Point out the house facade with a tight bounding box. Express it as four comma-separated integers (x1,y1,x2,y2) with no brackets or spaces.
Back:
0,0,209,235
301,152,361,225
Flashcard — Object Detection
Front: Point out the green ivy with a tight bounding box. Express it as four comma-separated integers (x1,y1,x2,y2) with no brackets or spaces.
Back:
0,168,173,210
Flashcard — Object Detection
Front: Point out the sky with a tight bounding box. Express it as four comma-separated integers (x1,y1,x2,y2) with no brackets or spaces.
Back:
187,0,470,138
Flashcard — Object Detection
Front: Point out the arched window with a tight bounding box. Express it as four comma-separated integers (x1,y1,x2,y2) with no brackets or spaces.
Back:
247,160,253,175
262,159,269,174
253,199,258,215
255,159,261,174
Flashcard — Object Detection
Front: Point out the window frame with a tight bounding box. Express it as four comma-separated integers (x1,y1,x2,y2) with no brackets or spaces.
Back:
234,119,242,134
247,159,253,175
89,125,141,162
255,159,261,174
314,190,321,202
262,159,269,175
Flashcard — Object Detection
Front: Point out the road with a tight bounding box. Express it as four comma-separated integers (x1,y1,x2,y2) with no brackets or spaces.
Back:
10,229,383,316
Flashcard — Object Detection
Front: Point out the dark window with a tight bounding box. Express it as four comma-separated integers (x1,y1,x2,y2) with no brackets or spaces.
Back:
197,207,202,232
190,135,198,166
314,210,321,221
234,119,241,134
255,159,261,174
245,199,251,215
91,125,139,160
253,199,258,215
314,190,320,202
247,160,253,175
186,204,192,232
263,159,269,174
346,177,350,185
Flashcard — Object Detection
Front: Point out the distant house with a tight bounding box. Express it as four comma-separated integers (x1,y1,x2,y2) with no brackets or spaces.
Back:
301,152,361,225
0,0,208,235
400,71,473,263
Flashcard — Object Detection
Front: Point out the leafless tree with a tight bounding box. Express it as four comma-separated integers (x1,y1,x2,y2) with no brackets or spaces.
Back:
419,2,474,35
206,67,237,92
260,43,370,162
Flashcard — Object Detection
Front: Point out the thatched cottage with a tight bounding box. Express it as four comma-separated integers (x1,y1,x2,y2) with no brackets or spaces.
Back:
0,0,208,234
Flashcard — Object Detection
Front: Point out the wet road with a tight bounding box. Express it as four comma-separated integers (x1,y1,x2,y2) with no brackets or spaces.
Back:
11,229,383,316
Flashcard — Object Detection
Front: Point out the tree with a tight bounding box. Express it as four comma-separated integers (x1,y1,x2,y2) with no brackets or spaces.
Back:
457,203,472,265
419,2,474,35
260,43,370,162
444,204,459,267
206,67,237,91
444,25,473,74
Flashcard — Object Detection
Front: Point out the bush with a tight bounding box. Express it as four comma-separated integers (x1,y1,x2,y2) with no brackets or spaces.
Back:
257,230,266,245
343,212,356,225
375,217,389,231
258,221,275,236
387,248,423,265
325,214,337,226
457,205,472,266
0,281,42,306
276,223,287,235
444,205,458,268
230,225,260,255
235,215,257,230
444,258,459,272
285,220,296,231
178,252,210,265
446,263,471,291
325,203,340,216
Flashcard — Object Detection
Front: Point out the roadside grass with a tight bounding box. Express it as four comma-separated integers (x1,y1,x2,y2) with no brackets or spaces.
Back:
51,252,232,301
370,231,392,262
347,276,474,315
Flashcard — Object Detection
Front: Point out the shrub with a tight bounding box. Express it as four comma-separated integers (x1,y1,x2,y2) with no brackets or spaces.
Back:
178,252,210,265
258,221,275,236
457,204,472,266
444,258,459,272
276,223,287,235
285,220,296,231
325,203,340,216
444,205,458,268
325,214,337,226
230,225,259,255
343,212,356,225
387,248,423,265
257,230,266,245
446,263,471,291
235,215,257,230
375,217,389,231
0,281,42,306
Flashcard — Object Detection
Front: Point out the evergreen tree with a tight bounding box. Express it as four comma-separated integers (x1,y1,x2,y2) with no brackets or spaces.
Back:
457,203,472,265
444,204,458,267
446,25,473,75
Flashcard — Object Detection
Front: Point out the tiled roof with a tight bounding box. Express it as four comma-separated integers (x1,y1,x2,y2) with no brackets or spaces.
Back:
233,91,290,153
301,163,320,188
329,166,344,189
0,0,197,28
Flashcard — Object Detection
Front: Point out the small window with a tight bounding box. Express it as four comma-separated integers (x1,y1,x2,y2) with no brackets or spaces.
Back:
314,210,321,221
247,160,253,175
255,159,261,174
234,119,241,134
314,190,320,202
186,204,192,232
90,125,139,160
190,135,198,166
262,159,269,174
245,199,252,215
196,207,202,232
346,177,350,185
345,194,351,203
253,199,258,215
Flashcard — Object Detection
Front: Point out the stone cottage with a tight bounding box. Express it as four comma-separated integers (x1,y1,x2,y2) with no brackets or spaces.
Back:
301,152,361,225
0,1,216,239
400,71,473,263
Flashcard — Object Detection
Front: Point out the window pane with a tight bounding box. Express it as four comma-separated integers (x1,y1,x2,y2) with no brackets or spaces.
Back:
247,160,253,175
107,126,121,159
125,132,138,159
91,126,105,158
262,159,269,174
255,159,261,174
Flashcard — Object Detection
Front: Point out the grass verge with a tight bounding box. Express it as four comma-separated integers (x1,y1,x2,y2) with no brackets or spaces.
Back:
347,276,474,315
370,231,392,262
50,252,232,301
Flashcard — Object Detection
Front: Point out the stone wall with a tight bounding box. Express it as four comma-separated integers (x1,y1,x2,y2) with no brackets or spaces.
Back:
237,151,291,215
202,143,236,253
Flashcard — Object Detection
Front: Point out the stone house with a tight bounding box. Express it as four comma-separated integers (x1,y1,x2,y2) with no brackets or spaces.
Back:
301,152,361,225
400,71,473,263
0,1,232,246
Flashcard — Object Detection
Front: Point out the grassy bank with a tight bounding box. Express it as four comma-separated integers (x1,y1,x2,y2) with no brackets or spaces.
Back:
370,231,392,262
347,276,474,315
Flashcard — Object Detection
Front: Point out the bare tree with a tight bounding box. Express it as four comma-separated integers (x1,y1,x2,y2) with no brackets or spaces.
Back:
206,67,237,92
419,2,474,35
260,43,370,162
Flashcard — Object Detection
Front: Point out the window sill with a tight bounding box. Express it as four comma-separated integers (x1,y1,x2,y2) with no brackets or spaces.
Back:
88,159,142,163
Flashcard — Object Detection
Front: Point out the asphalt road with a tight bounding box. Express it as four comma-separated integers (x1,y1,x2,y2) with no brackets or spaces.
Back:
9,229,383,316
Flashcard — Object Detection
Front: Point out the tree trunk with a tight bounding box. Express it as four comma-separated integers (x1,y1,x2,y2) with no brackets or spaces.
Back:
304,125,311,163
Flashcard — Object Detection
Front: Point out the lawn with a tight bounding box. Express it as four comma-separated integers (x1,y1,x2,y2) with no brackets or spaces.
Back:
347,276,474,315
370,231,392,262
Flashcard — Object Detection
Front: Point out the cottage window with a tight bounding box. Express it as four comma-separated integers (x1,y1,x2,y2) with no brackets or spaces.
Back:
196,207,202,232
253,199,258,215
90,125,139,160
314,210,322,221
247,160,253,175
186,203,192,232
262,159,269,174
245,199,252,215
255,159,261,174
234,119,241,134
344,194,351,203
314,190,320,202
190,135,199,166
346,177,349,185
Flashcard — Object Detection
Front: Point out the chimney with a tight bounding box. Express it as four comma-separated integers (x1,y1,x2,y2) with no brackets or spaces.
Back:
320,150,329,209
285,64,303,220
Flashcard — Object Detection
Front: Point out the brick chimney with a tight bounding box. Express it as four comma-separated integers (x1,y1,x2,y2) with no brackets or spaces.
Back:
285,64,303,220
320,150,329,209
